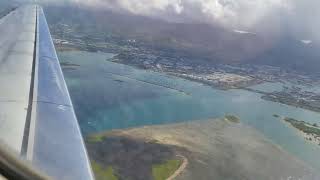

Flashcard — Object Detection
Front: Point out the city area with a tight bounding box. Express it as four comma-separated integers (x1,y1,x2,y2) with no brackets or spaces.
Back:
52,21,320,114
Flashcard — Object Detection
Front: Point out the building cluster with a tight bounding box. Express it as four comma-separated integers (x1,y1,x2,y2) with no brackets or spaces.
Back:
178,72,253,87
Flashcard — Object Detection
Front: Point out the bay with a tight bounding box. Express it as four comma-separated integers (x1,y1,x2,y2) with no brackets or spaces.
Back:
58,51,320,171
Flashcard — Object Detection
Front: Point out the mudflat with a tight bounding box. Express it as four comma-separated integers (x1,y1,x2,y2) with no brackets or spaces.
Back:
86,118,319,180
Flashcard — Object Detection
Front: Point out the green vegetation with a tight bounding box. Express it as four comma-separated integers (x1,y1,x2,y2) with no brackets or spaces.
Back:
87,134,105,143
91,161,118,180
224,115,240,123
148,139,160,144
284,117,320,136
273,114,280,118
152,159,182,180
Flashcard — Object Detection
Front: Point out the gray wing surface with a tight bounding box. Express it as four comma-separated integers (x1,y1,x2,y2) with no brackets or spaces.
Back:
0,5,94,180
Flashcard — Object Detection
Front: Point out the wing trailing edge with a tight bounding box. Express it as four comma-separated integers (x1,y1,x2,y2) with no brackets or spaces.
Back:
0,5,94,180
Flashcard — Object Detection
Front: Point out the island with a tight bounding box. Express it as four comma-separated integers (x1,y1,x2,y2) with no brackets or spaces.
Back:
60,61,81,71
282,117,320,146
60,62,81,67
273,114,280,118
224,114,240,123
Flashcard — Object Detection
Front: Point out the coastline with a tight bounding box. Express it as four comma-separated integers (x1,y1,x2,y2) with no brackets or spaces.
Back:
86,118,319,180
279,117,320,146
58,50,320,179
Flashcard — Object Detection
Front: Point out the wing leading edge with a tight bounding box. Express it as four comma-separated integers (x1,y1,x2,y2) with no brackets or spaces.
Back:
0,5,94,180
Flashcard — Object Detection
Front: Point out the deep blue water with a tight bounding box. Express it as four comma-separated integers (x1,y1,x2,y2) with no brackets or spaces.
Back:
58,51,320,170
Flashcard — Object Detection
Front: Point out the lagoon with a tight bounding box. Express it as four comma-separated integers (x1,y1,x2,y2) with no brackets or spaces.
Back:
58,51,320,170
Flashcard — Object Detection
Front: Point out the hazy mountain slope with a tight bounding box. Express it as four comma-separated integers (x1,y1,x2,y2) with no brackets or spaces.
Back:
45,4,320,74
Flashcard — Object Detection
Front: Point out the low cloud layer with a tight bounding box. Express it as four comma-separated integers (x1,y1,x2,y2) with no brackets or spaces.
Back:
39,0,320,42
49,0,291,27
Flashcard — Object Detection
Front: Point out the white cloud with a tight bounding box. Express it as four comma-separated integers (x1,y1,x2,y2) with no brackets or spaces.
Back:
102,0,292,28
40,0,320,41
173,0,183,14
233,30,256,35
301,40,312,45
46,0,292,27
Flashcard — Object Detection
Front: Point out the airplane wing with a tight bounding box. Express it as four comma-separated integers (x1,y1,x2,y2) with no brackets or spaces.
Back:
0,5,94,180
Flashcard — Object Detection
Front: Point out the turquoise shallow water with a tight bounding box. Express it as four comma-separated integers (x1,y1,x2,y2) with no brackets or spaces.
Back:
58,51,320,170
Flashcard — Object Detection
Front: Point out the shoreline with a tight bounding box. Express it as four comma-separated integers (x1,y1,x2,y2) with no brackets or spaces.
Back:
166,155,188,180
86,118,319,180
279,117,320,146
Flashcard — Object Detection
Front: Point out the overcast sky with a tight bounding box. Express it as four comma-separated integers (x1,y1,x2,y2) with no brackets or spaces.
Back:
38,0,319,41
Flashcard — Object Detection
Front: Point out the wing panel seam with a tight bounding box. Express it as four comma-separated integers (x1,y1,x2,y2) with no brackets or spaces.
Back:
20,6,38,156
